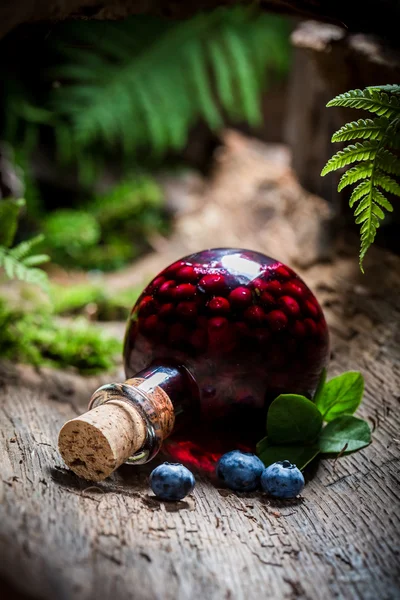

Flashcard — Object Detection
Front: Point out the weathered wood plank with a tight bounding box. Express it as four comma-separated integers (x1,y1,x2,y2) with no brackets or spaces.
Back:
1,240,399,600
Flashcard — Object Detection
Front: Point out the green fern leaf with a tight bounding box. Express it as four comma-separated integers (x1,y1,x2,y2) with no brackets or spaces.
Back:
0,248,49,290
327,88,400,118
367,84,400,95
349,180,370,207
373,171,400,195
11,234,44,261
42,10,289,169
376,149,400,175
187,39,223,130
22,254,50,267
0,230,49,291
208,39,235,115
338,163,373,191
332,118,389,142
353,195,372,216
372,187,393,212
323,86,400,271
222,28,261,126
321,141,379,176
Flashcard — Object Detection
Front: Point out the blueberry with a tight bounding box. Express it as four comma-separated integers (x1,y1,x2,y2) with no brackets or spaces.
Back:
216,450,265,492
260,460,304,498
150,462,195,501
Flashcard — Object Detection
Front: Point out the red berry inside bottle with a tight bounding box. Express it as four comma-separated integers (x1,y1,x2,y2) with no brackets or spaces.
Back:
124,248,329,471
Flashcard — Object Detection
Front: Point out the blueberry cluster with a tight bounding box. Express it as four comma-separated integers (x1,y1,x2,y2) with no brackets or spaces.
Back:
216,450,304,498
149,452,304,502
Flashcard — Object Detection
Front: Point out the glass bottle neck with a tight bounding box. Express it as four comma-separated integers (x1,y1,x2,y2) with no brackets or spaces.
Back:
88,361,199,464
129,361,199,428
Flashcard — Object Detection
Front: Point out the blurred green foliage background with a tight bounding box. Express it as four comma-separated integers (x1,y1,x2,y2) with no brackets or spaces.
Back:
0,7,292,372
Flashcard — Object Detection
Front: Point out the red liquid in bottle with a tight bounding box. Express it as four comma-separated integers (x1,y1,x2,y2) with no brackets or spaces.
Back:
123,249,329,472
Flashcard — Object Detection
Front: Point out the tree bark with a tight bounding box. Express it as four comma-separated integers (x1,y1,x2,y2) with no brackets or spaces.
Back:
1,0,400,42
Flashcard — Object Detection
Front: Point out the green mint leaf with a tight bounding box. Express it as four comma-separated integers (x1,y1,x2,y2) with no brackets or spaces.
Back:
313,367,327,404
319,415,371,454
258,443,320,471
315,371,364,422
256,436,268,455
267,394,323,445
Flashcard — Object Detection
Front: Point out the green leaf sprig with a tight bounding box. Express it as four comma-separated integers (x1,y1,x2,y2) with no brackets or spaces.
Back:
257,370,371,470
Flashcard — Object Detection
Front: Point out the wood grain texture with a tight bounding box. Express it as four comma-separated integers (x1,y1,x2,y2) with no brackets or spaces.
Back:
1,240,399,600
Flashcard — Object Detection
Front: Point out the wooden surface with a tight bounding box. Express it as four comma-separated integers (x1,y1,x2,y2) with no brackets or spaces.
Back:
1,238,400,600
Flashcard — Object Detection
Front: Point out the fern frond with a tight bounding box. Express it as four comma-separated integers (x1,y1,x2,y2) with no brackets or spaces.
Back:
321,141,379,176
48,10,289,162
348,180,370,207
376,149,400,175
338,163,373,191
331,118,389,142
373,171,400,195
22,254,50,267
371,187,394,212
323,85,400,271
327,88,400,118
0,246,49,290
0,232,49,290
10,234,45,261
367,84,400,95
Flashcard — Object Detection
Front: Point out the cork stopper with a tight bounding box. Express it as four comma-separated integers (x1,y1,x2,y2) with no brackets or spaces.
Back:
58,378,175,481
58,400,146,481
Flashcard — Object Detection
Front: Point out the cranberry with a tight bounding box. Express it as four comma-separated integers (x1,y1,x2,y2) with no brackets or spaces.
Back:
208,296,230,314
198,274,227,295
174,283,197,299
304,318,318,336
278,296,301,318
244,305,266,325
266,309,288,331
229,287,253,308
260,291,275,308
264,280,282,296
235,321,251,337
148,275,165,293
158,302,175,321
176,265,198,282
274,265,291,280
138,296,158,317
140,315,166,336
176,301,198,320
251,278,269,293
158,280,176,299
305,298,320,319
208,317,235,351
281,280,307,299
164,260,184,276
290,320,306,338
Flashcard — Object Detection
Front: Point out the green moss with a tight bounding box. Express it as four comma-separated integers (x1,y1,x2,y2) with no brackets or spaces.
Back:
50,282,141,320
0,297,121,374
40,176,169,271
